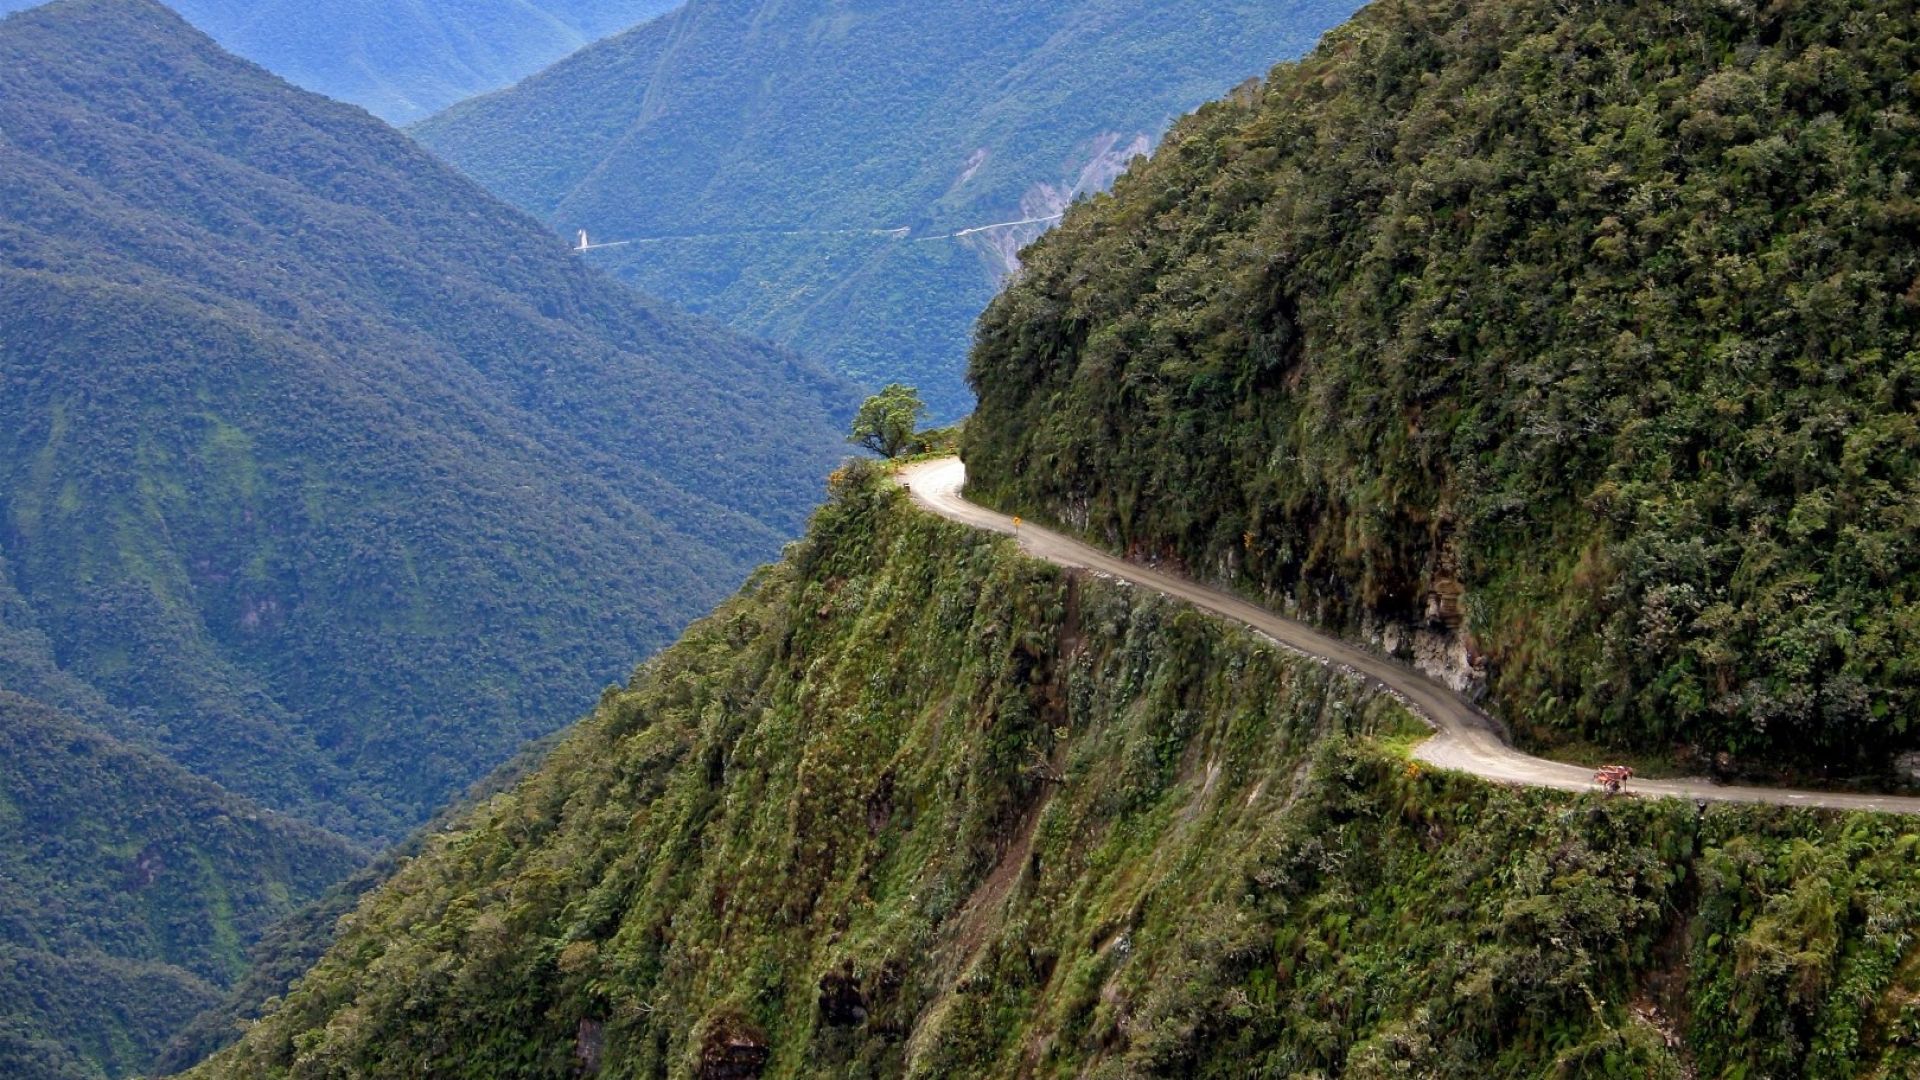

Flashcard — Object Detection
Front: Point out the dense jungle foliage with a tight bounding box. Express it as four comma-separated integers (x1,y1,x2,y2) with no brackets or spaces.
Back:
186,471,1920,1079
412,0,1364,418
0,0,681,122
966,0,1920,772
0,692,363,1080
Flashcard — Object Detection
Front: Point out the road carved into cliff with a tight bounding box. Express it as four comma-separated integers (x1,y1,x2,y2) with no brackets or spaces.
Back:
900,458,1920,815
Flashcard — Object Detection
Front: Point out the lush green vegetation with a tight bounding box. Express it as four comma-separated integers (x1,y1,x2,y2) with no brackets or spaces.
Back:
967,0,1920,773
849,385,929,459
1,0,851,837
9,1,1917,1075
412,0,1364,418
0,692,363,1080
151,731,567,1075
0,1,849,1072
184,471,1920,1078
0,0,681,122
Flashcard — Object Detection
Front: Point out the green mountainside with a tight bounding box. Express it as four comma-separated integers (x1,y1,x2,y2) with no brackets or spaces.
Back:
0,1,848,1072
0,0,682,122
151,730,566,1076
173,1,1920,1074
412,0,1363,418
184,470,1920,1079
6,0,1916,1075
0,0,850,839
0,692,363,1080
967,0,1920,773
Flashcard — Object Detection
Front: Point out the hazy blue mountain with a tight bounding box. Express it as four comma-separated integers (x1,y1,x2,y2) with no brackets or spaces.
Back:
414,0,1364,418
0,0,682,121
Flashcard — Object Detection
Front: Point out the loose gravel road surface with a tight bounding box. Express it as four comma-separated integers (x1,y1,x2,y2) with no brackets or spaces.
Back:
901,457,1920,815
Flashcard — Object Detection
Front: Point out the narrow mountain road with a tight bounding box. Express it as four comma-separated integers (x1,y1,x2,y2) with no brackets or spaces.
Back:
572,210,1067,253
901,458,1920,815
914,212,1066,241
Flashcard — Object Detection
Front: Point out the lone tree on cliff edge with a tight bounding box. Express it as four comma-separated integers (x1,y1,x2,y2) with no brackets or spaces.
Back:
848,383,926,458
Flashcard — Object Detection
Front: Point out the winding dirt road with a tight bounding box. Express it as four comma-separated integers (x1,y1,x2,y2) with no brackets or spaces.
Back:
901,457,1920,815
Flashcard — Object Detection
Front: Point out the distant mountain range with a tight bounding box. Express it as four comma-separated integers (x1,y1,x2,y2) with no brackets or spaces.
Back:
414,0,1366,418
0,0,848,1074
0,0,681,121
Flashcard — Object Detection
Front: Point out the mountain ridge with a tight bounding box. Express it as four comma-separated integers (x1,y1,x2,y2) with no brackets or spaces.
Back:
0,0,684,122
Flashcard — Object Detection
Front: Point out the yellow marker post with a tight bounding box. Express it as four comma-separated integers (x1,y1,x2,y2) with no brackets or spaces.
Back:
1012,516,1022,532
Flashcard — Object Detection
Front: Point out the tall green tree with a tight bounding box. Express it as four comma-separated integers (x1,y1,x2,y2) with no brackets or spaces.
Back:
848,384,926,459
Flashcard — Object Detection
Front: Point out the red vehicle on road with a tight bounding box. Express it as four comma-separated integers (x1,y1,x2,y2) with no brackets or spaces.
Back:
1593,765,1634,794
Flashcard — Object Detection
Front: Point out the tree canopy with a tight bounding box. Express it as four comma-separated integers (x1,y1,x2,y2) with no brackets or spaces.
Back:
848,384,927,459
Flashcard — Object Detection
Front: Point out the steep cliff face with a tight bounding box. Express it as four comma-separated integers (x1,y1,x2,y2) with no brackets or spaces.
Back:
965,0,1920,771
964,133,1157,279
188,470,1920,1079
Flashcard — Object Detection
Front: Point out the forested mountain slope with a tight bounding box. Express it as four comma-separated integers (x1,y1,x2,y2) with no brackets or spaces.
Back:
151,729,568,1077
152,1,1920,1074
0,692,362,1080
1,0,848,837
0,0,681,122
183,468,1920,1079
413,0,1363,418
967,0,1920,774
0,1,848,1069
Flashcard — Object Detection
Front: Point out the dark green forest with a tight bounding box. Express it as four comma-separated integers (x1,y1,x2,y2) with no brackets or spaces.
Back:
185,469,1920,1079
967,0,1920,774
0,0,851,1073
0,692,363,1080
413,0,1365,418
0,0,681,122
150,729,567,1076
